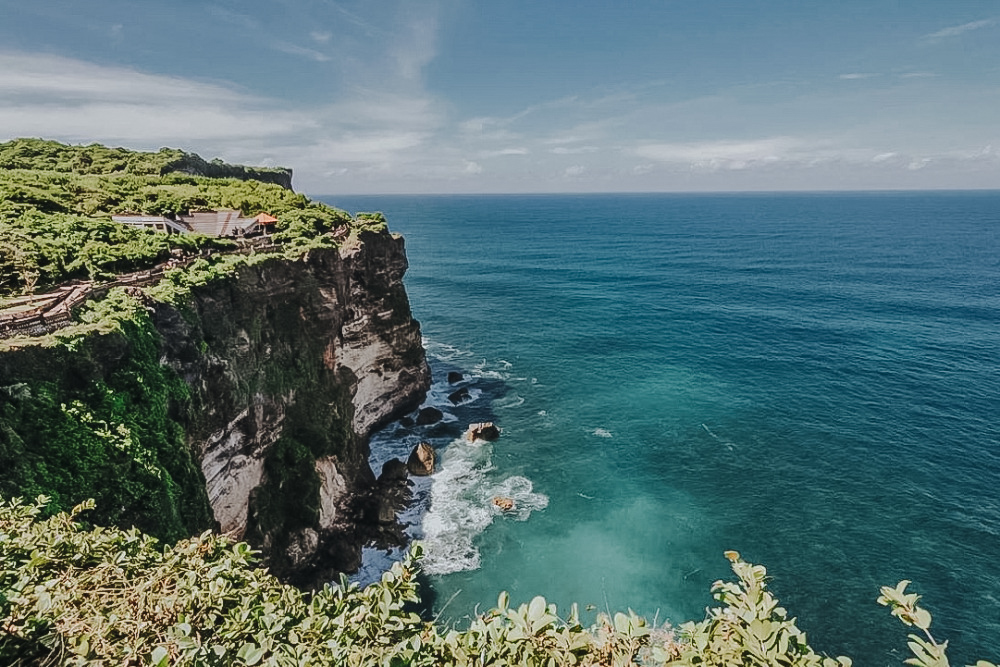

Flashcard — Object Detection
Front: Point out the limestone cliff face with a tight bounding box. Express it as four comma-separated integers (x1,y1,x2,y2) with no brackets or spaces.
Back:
153,230,430,582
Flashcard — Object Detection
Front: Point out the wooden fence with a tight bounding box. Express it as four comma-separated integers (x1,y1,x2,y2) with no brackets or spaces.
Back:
0,241,288,338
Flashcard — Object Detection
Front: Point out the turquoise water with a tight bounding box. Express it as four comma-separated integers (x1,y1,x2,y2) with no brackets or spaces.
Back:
325,192,1000,664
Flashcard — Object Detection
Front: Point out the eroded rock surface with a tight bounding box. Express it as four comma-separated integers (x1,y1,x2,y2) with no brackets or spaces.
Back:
155,230,430,583
406,442,436,476
466,422,501,442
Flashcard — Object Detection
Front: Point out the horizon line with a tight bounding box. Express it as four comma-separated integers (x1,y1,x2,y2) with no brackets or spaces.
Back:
310,187,1000,198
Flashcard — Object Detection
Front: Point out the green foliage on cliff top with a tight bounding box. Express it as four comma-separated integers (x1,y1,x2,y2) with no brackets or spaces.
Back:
0,291,212,541
0,139,365,296
1,498,993,667
0,138,292,184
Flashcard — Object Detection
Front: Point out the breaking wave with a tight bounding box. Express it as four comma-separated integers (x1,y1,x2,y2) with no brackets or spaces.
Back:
358,341,549,580
420,435,548,575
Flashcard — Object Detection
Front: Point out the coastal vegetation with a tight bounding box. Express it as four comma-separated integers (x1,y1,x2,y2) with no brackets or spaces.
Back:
0,294,212,542
1,496,991,666
0,138,378,296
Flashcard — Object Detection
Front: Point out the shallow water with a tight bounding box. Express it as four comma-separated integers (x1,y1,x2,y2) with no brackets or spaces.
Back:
327,192,1000,664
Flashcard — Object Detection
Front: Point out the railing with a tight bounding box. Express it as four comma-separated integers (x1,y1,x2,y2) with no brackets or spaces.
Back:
0,237,298,339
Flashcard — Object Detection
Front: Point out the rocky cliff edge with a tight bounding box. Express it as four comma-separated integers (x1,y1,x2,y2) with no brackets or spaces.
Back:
156,230,430,584
0,229,430,586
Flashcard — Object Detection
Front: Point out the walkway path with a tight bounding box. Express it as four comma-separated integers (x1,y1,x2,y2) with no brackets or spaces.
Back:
0,241,284,338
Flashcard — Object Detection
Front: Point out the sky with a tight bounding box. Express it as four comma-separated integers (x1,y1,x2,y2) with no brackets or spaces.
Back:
1,0,998,194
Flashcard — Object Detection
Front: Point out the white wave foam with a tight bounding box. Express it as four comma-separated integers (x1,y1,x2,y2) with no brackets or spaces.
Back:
449,387,483,407
423,383,481,411
473,358,513,381
424,339,475,362
420,437,549,576
492,393,525,409
420,441,494,574
489,476,549,521
592,428,614,438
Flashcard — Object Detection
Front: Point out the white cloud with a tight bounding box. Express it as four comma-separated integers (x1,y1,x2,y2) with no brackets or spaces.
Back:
464,161,483,174
629,134,1000,180
565,165,586,177
271,41,331,62
838,73,879,80
551,146,599,155
207,6,260,31
0,53,245,105
308,132,429,163
924,18,996,41
0,52,313,142
633,137,804,170
543,135,588,146
483,148,529,157
0,103,310,143
310,30,332,43
389,9,439,82
459,96,583,134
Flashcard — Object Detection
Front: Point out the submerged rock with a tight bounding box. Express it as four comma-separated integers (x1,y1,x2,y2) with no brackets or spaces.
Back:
379,458,409,482
407,442,436,476
416,406,444,426
448,387,471,404
466,422,501,442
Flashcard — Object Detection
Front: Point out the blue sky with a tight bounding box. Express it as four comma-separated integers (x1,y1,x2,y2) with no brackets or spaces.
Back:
1,1,998,194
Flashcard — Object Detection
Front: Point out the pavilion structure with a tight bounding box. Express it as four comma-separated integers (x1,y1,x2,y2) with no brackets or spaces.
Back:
111,210,277,237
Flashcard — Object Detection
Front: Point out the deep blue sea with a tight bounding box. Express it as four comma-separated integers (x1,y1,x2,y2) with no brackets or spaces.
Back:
322,192,1000,665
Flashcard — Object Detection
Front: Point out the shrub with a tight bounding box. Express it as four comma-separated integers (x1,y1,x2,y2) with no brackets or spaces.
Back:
1,498,995,666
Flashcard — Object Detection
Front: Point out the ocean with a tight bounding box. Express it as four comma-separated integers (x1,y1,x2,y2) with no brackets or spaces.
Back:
321,192,1000,665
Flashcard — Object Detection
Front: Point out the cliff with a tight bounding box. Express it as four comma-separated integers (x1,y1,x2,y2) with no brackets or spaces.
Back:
161,152,294,190
157,230,429,582
0,229,430,584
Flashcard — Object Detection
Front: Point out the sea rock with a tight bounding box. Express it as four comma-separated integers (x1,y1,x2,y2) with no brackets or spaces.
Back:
406,442,436,476
448,387,471,404
492,496,515,512
379,458,409,482
466,422,501,442
447,371,464,384
416,406,444,425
